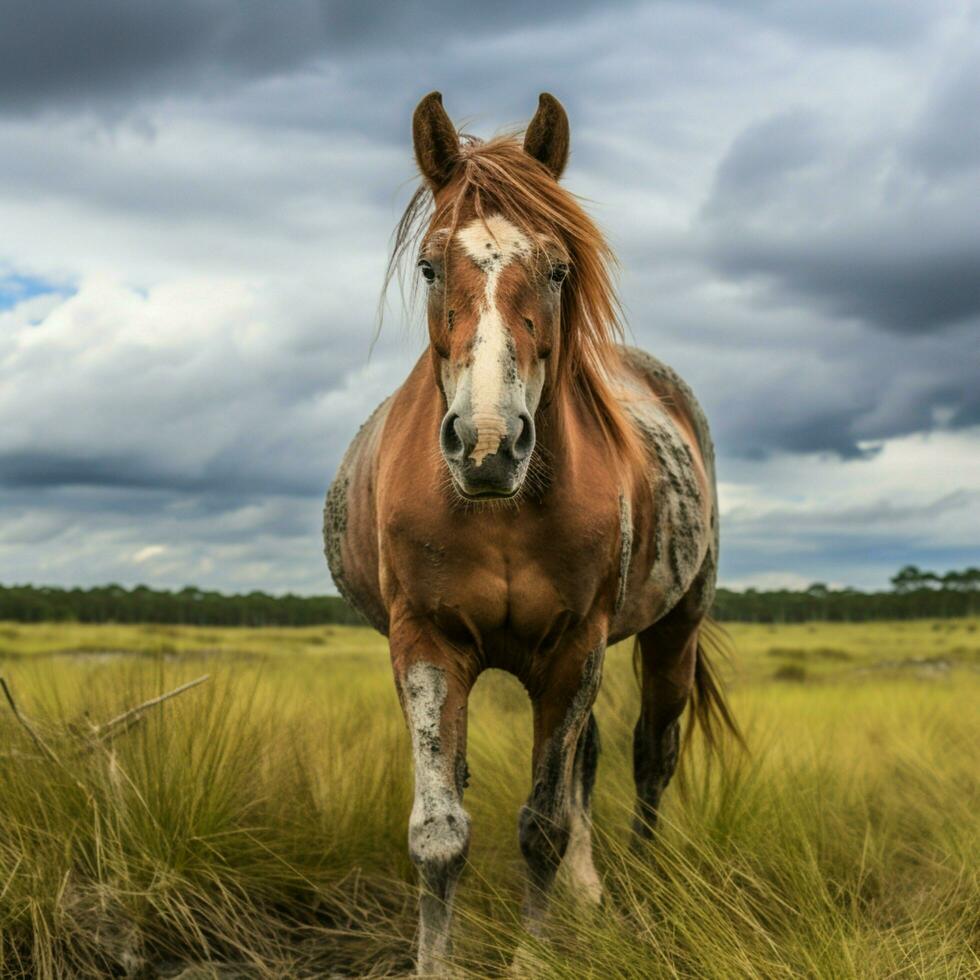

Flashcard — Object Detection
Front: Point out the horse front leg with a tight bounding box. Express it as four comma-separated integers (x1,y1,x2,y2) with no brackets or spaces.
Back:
391,625,476,976
519,643,605,935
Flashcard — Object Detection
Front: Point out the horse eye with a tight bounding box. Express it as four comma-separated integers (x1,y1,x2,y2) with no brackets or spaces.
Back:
418,259,436,284
550,262,568,284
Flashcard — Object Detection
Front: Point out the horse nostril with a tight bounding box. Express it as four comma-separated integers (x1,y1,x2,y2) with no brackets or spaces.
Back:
440,413,464,458
513,413,535,460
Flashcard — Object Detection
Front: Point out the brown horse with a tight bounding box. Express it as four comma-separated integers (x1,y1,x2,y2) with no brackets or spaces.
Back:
324,91,738,975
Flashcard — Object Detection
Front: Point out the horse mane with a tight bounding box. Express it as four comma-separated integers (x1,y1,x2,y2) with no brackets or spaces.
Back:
385,133,643,473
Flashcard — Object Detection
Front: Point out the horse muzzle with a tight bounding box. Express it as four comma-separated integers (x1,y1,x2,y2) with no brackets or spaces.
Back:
439,410,534,498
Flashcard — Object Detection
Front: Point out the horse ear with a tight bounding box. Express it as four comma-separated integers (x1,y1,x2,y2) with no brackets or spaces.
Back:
413,91,460,190
523,93,570,179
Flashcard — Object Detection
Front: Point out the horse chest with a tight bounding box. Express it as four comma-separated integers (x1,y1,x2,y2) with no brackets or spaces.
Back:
382,505,616,643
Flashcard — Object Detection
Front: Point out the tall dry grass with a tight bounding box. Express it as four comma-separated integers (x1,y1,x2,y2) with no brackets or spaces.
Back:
0,620,977,977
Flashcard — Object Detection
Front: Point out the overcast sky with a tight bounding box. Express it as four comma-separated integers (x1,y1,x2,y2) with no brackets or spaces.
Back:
2,0,978,595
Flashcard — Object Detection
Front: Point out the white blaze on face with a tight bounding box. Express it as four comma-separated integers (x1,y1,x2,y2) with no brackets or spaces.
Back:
456,214,531,466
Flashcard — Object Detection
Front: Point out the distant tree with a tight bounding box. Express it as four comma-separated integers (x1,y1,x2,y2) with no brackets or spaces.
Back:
942,568,980,592
890,565,927,593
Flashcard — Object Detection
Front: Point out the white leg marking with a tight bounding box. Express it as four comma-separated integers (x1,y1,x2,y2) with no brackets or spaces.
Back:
405,663,468,866
403,663,469,976
562,807,604,907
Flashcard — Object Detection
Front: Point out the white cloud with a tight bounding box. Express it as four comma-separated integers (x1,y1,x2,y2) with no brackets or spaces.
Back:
720,428,980,527
0,274,418,494
132,544,166,564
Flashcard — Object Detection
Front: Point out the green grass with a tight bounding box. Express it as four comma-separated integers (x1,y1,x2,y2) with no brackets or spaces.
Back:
0,620,978,977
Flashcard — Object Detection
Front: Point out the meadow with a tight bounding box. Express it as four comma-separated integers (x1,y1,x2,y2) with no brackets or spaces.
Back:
0,619,977,978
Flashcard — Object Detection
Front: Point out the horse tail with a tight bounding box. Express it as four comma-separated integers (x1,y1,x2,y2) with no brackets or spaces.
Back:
690,618,745,756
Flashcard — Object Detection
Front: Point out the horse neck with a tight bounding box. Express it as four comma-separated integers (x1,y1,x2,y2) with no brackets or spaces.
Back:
534,366,641,499
534,377,601,485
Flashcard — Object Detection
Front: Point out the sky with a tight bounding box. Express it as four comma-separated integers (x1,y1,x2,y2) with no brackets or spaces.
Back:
1,0,978,595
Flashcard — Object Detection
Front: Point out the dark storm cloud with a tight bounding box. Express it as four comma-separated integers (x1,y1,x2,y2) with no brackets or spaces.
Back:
0,483,312,539
689,57,980,460
620,238,979,460
2,0,937,118
1,0,623,114
688,327,979,462
1,2,323,109
0,451,156,491
714,244,980,335
0,449,315,496
702,107,980,335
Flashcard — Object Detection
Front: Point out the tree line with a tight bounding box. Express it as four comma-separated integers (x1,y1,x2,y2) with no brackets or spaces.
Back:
0,583,363,627
0,565,976,626
712,565,979,623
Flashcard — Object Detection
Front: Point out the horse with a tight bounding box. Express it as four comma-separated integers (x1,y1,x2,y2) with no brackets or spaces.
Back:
324,91,738,975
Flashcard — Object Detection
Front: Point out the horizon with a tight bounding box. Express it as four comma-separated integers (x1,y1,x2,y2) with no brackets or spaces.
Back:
5,560,977,600
2,1,979,594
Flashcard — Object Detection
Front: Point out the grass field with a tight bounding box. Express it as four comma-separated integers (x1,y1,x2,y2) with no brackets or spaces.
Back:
0,619,978,978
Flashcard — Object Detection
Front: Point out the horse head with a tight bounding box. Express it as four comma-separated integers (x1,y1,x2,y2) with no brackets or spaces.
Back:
412,92,571,500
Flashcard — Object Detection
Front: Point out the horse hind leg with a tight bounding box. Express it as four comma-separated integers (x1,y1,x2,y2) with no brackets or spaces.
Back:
632,616,699,840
